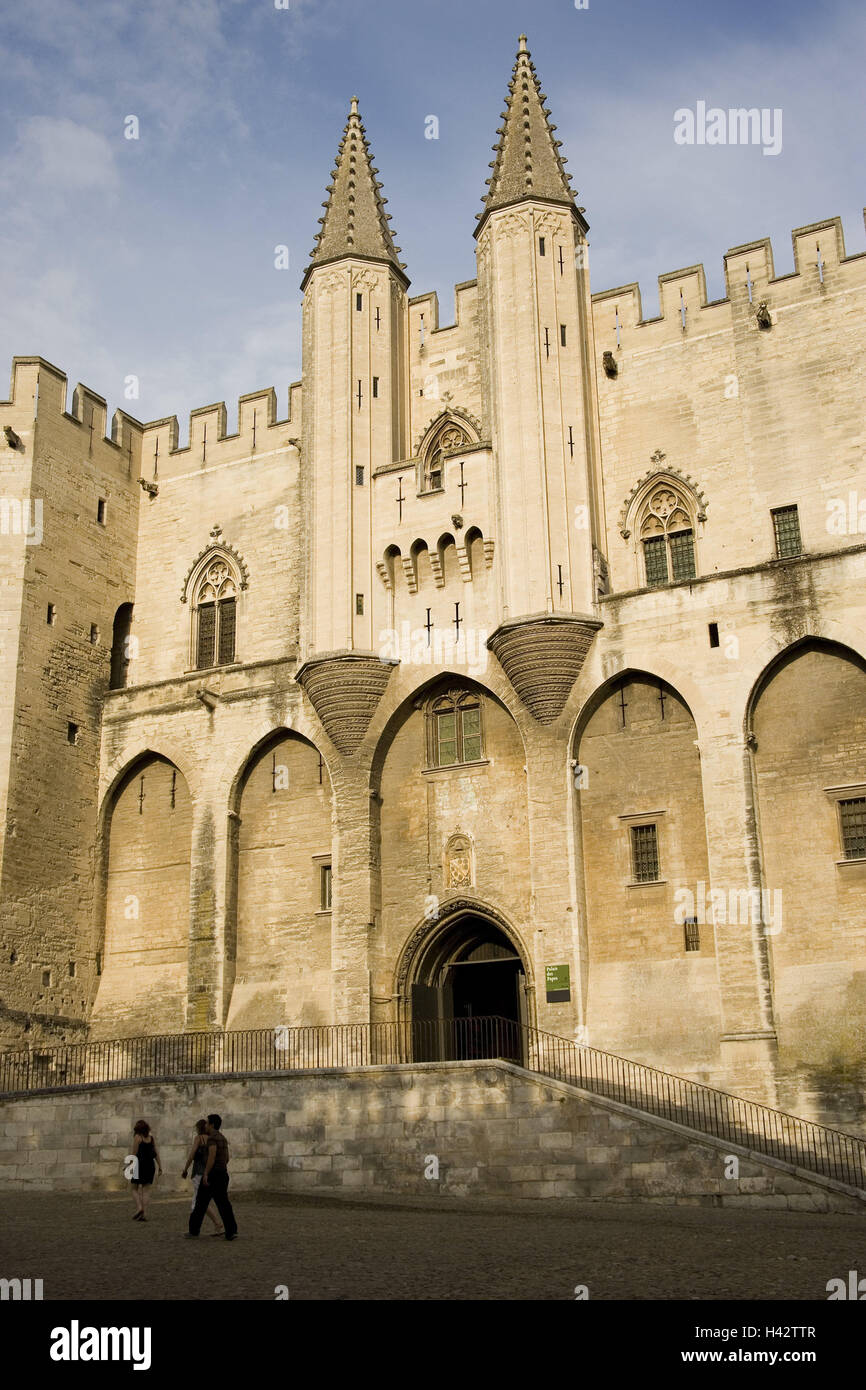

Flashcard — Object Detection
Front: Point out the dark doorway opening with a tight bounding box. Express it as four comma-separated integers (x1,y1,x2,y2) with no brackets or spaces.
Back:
410,914,525,1063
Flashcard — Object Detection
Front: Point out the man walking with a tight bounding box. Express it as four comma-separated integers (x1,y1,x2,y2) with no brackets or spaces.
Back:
187,1113,238,1241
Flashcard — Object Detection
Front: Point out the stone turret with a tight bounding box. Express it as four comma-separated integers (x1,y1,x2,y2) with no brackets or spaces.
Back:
297,99,409,755
476,36,605,723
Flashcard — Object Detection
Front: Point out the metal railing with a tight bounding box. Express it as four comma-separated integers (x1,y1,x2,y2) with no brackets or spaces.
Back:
1,1015,864,1191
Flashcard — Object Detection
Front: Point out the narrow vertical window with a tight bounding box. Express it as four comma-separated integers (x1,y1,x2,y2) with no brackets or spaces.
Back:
355,465,365,485
643,536,668,587
684,918,700,951
560,324,567,346
355,593,364,615
772,505,802,558
320,863,332,910
97,498,107,525
67,722,79,745
630,824,660,882
356,293,362,311
669,529,696,581
47,604,56,625
539,236,546,256
197,603,216,668
708,622,720,648
372,377,379,398
217,597,236,665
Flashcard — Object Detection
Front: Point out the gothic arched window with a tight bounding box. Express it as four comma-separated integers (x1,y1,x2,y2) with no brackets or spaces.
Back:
193,557,238,668
428,689,483,767
419,421,470,495
639,485,697,587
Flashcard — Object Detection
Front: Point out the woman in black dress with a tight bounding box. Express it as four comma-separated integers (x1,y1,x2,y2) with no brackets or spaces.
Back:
131,1119,162,1221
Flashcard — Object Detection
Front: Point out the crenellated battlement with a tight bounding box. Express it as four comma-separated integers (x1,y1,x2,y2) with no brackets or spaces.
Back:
408,279,478,346
1,357,303,486
591,211,866,345
136,381,302,483
0,357,145,477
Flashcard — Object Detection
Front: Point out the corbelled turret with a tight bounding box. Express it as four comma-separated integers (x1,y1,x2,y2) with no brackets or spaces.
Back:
297,99,409,755
476,36,605,724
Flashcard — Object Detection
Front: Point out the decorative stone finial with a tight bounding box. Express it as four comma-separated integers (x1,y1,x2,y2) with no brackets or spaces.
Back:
350,95,359,115
518,34,528,52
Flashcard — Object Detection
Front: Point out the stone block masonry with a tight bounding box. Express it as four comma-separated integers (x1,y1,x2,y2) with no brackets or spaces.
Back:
0,1061,862,1212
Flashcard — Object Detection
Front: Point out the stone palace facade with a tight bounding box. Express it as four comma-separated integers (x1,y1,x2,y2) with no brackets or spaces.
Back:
0,36,864,1127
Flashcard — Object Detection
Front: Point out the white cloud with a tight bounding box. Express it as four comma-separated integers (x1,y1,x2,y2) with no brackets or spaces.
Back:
0,116,119,196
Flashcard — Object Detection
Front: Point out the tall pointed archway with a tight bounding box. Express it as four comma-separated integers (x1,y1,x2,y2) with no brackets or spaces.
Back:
396,901,532,1063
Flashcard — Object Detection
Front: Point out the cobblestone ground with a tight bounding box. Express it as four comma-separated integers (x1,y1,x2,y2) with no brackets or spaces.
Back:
1,1189,863,1301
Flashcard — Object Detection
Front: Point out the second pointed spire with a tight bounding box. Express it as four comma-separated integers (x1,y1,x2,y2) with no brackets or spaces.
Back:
478,34,575,228
304,98,407,283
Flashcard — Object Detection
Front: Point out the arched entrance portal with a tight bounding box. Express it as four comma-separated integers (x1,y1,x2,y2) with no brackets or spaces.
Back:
410,913,527,1063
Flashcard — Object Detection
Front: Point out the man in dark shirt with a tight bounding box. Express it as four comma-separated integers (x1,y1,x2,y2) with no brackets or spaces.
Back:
187,1113,238,1240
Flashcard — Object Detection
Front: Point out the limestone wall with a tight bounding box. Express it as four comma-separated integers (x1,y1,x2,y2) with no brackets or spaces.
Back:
591,217,866,592
0,1061,860,1211
0,359,141,1046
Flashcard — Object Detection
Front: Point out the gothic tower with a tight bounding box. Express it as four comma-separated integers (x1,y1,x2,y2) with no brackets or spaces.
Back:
477,36,605,722
297,98,410,754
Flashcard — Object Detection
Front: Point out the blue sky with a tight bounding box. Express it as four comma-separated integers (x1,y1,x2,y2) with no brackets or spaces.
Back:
0,0,863,428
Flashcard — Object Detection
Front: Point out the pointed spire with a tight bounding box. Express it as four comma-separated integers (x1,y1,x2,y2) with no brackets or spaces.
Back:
303,98,407,287
477,34,576,232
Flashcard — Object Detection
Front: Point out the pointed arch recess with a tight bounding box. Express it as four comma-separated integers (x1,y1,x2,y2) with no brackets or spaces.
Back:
619,468,708,541
394,897,534,996
180,538,250,604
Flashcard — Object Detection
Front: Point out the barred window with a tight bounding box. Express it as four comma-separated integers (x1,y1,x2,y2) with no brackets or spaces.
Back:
772,505,802,558
194,558,238,669
669,528,696,581
840,798,866,860
630,823,660,882
684,917,701,952
643,535,668,587
429,690,483,768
